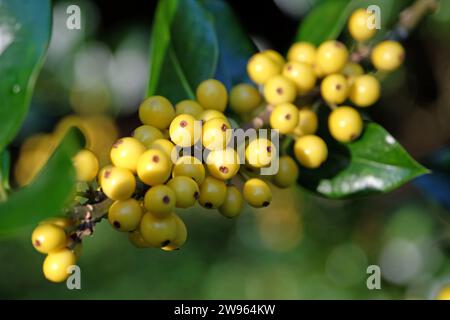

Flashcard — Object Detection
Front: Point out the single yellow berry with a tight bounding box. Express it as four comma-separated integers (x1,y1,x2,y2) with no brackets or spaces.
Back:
273,155,299,188
198,176,227,209
218,185,243,218
371,40,405,72
198,109,228,123
348,8,377,41
263,49,285,66
175,100,204,119
282,61,317,94
43,249,77,283
321,73,349,104
110,137,146,173
294,107,318,136
128,230,151,248
137,149,172,186
243,178,272,208
144,185,176,217
172,155,206,185
162,214,188,251
139,211,177,247
349,74,380,107
287,42,316,65
269,103,299,134
139,96,175,130
202,118,232,150
229,83,262,114
263,75,297,105
32,223,67,254
245,138,275,168
294,135,328,168
206,148,240,180
167,176,199,208
169,114,200,147
108,198,143,232
72,149,99,182
328,106,363,142
132,125,164,148
100,166,136,200
196,79,228,112
247,52,282,85
316,40,349,75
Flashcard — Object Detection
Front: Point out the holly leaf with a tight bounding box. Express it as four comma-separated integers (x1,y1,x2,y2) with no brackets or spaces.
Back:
298,122,429,199
0,0,51,152
147,0,219,103
0,129,83,233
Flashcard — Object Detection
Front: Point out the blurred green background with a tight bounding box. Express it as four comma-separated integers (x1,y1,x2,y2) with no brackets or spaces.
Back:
2,0,450,299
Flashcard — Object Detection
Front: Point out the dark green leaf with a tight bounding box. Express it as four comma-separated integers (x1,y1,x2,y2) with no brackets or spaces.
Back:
0,0,51,152
0,129,82,233
203,0,256,89
147,0,219,103
0,150,11,192
298,122,429,199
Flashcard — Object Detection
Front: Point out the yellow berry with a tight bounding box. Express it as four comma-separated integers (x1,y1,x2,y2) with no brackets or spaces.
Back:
282,61,317,94
110,137,146,173
229,83,262,114
247,52,282,85
108,198,143,232
151,139,175,160
321,73,349,104
328,106,363,142
273,155,299,188
139,211,177,247
371,40,405,72
167,176,199,208
100,166,136,200
218,185,243,218
128,230,151,248
436,285,450,300
206,148,240,180
172,156,206,185
202,118,232,150
132,125,164,148
144,185,176,217
294,108,318,136
198,109,227,123
263,49,285,66
175,100,204,118
264,75,297,105
316,40,349,75
198,176,227,209
287,42,316,65
294,135,328,168
269,103,299,134
349,74,380,107
348,8,377,41
136,149,172,186
72,149,99,182
245,138,275,168
169,114,200,147
243,178,272,208
40,217,73,229
196,79,228,112
162,214,187,251
32,223,67,254
139,96,175,130
43,249,77,283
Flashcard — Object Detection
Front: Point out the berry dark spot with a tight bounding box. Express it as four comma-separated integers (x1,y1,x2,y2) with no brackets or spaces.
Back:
287,65,293,71
350,133,357,141
285,114,291,120
221,124,228,132
399,53,405,62
267,146,272,153
34,240,41,247
162,195,170,204
161,240,171,247
113,221,121,229
112,139,123,148
276,87,283,95
262,201,270,207
193,191,199,199
219,166,229,174
104,170,111,179
335,41,343,48
336,84,342,90
180,120,187,128
152,155,160,163
205,202,213,209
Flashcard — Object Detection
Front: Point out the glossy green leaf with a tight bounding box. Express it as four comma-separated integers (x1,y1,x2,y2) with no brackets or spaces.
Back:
298,123,429,199
0,129,82,233
296,0,412,45
0,0,51,152
147,0,219,103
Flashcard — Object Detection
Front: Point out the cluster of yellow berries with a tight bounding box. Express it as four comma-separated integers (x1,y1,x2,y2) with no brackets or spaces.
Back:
245,8,405,169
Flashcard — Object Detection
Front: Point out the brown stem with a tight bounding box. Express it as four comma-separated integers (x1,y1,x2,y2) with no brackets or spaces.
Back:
242,104,274,130
67,198,113,221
